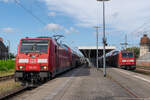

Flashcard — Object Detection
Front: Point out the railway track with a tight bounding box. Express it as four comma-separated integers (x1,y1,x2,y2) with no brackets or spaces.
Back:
0,74,14,82
136,68,150,72
0,86,27,100
0,66,82,100
97,68,139,99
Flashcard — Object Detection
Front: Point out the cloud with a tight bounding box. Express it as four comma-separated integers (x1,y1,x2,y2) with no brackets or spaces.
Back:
111,12,119,18
42,0,150,34
1,27,14,33
0,0,12,3
48,12,56,17
70,27,79,33
64,29,70,34
45,23,63,31
64,27,79,34
0,0,18,3
45,23,79,34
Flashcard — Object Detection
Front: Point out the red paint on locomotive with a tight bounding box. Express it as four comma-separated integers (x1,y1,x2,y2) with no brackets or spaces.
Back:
15,37,80,86
100,50,136,70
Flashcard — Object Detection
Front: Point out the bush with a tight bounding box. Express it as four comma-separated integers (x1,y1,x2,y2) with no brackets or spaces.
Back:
0,60,15,72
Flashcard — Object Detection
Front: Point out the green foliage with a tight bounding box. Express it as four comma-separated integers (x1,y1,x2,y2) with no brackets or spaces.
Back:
126,47,140,58
0,60,15,72
9,53,15,59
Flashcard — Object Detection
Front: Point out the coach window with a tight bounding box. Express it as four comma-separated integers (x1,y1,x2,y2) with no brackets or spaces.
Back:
55,46,57,53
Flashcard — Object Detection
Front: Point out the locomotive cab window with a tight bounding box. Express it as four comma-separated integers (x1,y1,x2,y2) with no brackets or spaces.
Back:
20,39,49,53
128,53,134,58
122,52,134,58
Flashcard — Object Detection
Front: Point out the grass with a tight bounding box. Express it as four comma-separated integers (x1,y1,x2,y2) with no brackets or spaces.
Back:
0,79,21,95
136,66,150,70
0,60,21,96
0,69,15,77
133,70,150,75
0,60,15,77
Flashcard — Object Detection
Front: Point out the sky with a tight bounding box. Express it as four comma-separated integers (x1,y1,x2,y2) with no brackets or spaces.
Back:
0,0,150,54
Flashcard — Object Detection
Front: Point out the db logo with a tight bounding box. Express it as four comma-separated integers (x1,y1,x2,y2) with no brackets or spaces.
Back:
30,59,36,64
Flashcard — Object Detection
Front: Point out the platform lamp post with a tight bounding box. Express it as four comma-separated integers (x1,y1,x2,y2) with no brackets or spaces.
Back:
97,0,110,77
8,40,10,59
94,26,100,69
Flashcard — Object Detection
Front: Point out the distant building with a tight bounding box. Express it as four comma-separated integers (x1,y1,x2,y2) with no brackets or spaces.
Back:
0,37,8,59
136,34,150,67
140,34,150,57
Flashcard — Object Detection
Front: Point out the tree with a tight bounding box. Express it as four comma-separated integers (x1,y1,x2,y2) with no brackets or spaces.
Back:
9,53,15,59
126,47,140,58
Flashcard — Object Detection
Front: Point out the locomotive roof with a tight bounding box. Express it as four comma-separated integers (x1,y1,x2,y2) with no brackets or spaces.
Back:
37,36,52,39
21,37,80,55
105,50,119,57
22,37,52,40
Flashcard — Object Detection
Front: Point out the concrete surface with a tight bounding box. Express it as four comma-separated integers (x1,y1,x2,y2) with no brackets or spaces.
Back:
10,65,150,100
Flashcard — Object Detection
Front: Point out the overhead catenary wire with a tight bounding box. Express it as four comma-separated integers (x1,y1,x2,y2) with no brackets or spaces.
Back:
130,16,150,35
31,1,61,35
128,18,150,48
14,0,46,26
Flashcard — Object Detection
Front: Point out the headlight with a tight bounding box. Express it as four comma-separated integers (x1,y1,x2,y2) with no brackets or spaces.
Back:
19,66,25,69
129,60,134,62
40,66,47,70
122,60,126,62
19,59,29,63
44,66,47,69
38,59,48,63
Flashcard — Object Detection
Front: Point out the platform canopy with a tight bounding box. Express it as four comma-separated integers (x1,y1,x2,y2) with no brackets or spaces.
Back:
78,46,116,58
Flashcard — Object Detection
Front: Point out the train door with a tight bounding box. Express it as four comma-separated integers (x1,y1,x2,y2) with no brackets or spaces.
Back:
50,41,55,74
55,45,59,74
50,41,58,77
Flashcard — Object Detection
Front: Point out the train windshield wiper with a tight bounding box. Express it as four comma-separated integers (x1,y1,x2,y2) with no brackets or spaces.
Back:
23,50,39,53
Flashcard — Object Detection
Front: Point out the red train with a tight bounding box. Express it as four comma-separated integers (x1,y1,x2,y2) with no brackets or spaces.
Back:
99,50,136,70
15,37,81,86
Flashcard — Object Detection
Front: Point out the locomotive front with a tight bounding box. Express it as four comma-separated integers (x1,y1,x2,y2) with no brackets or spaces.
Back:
15,38,51,86
119,51,136,70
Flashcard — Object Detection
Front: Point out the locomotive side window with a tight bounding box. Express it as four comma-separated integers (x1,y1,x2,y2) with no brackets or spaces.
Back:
20,39,49,53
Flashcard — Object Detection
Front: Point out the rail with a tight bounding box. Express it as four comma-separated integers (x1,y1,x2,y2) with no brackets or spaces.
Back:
0,74,14,82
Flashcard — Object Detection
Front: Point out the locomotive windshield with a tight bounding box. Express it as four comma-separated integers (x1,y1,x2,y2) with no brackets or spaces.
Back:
20,39,49,53
122,52,134,58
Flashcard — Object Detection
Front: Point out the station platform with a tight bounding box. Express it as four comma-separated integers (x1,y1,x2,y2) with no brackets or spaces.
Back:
11,65,150,100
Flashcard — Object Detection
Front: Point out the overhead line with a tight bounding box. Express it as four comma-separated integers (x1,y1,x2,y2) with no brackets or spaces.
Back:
14,0,46,26
130,19,150,35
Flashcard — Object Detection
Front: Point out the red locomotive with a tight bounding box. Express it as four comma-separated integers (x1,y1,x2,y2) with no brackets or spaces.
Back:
15,37,81,86
99,50,136,70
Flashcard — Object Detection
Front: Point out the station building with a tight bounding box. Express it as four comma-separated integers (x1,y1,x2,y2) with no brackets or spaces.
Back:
78,46,116,66
0,37,8,59
137,34,150,66
140,34,150,57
